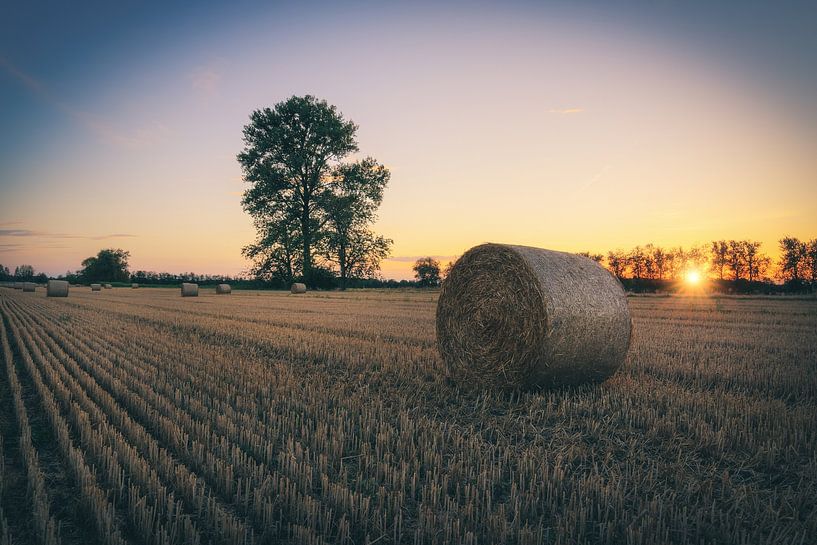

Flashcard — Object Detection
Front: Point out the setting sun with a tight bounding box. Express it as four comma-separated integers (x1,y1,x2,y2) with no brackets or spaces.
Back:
685,269,703,286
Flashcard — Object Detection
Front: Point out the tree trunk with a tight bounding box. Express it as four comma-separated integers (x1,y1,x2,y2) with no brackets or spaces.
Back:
301,205,311,282
339,244,347,290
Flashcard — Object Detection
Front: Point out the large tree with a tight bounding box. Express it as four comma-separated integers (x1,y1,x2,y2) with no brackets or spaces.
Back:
80,248,130,282
239,95,390,285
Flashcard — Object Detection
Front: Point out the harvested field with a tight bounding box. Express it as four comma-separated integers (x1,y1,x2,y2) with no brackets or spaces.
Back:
0,286,814,545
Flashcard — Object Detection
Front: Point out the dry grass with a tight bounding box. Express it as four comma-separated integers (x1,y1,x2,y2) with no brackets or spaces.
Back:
0,286,814,545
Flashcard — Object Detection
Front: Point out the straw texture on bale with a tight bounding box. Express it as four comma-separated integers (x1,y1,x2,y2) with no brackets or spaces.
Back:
290,283,307,294
436,243,631,390
46,280,69,298
23,282,36,292
91,284,102,291
131,283,139,289
216,284,231,294
181,283,199,297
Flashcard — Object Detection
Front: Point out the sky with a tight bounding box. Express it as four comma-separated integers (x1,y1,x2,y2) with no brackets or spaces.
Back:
1,0,816,280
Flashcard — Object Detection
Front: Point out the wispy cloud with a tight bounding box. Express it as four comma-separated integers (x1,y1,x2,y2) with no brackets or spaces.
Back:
573,165,612,195
548,108,584,114
0,229,136,240
386,255,457,263
0,242,70,253
0,56,168,149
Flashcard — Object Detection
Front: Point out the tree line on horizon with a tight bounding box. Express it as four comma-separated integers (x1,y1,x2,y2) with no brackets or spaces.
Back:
595,236,816,286
3,236,815,293
411,236,817,293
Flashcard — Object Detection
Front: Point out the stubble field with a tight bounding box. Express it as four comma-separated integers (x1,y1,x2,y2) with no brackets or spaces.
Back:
0,287,815,545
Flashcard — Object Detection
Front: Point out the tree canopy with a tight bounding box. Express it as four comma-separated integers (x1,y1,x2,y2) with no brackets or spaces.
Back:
413,257,441,287
80,249,131,282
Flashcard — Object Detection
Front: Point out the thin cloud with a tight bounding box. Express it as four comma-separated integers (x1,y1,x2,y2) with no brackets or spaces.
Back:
0,242,69,252
386,255,457,263
548,108,584,114
0,229,136,240
573,165,612,195
91,233,137,240
0,55,168,149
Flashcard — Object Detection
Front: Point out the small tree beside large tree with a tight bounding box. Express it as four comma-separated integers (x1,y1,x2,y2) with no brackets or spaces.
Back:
238,95,391,287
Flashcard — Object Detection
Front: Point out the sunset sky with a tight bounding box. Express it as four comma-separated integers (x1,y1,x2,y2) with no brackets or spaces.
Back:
1,1,816,279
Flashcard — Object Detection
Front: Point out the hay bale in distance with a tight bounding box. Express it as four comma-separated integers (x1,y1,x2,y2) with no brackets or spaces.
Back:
104,284,112,289
47,280,69,298
131,283,139,289
23,282,36,292
91,284,102,291
181,283,199,297
13,282,23,289
290,283,307,294
216,284,231,294
436,243,631,390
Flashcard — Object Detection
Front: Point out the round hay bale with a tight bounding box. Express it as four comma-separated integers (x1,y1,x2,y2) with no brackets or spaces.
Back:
181,283,199,297
46,280,69,298
290,283,307,294
104,284,112,289
13,282,23,290
131,283,139,289
436,243,631,390
23,282,36,292
91,284,102,291
216,284,231,294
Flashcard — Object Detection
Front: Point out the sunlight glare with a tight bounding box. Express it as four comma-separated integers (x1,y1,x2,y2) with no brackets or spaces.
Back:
685,269,702,286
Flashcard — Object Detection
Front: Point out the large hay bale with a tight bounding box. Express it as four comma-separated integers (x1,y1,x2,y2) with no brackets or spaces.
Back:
23,282,36,292
104,284,112,289
46,280,69,298
13,282,23,290
216,284,231,294
181,283,199,297
131,283,139,289
436,243,631,390
91,284,102,291
290,283,307,294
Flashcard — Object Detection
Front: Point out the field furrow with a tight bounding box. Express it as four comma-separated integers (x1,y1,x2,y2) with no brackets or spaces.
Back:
0,299,130,545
